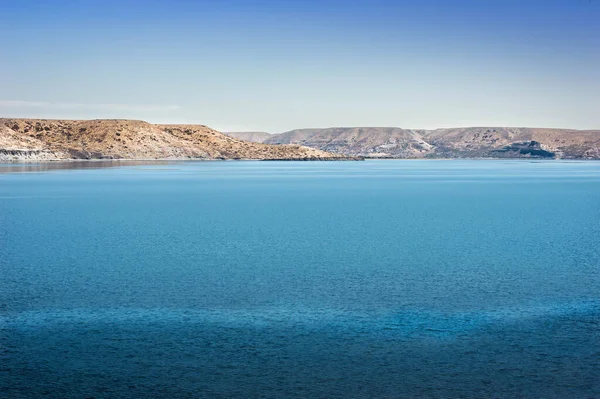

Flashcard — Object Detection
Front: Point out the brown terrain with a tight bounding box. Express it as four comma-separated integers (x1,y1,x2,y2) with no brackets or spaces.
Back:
0,119,346,161
258,127,600,159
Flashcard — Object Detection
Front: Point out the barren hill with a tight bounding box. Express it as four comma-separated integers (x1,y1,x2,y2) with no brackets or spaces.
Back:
0,119,344,161
261,126,600,159
264,127,433,158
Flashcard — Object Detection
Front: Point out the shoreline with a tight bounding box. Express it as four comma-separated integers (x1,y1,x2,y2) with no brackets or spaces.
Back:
0,156,364,163
2,157,598,165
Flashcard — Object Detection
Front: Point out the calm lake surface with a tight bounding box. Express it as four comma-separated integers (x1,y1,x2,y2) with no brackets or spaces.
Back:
1,160,599,398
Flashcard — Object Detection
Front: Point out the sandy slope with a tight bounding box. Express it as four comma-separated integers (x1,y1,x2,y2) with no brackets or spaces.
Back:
0,119,345,161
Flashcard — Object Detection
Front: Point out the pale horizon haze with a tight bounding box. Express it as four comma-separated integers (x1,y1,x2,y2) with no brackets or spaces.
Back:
1,0,599,132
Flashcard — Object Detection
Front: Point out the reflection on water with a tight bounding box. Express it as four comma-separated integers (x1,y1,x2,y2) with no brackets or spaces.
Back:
0,160,172,173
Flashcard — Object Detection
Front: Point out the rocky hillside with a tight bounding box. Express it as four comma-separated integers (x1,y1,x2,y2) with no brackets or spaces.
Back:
425,127,600,159
260,127,600,159
0,119,345,161
264,127,433,158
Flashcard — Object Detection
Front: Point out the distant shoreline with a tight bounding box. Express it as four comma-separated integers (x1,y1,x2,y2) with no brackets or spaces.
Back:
2,157,598,165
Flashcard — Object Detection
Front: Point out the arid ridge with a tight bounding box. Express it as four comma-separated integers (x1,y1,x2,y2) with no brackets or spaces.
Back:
0,119,349,161
227,127,600,159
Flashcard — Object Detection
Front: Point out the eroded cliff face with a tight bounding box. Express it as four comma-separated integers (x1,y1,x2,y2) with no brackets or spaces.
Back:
0,119,345,161
424,127,600,159
260,126,600,159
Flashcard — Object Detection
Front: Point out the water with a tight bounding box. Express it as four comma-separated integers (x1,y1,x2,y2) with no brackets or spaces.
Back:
1,160,599,398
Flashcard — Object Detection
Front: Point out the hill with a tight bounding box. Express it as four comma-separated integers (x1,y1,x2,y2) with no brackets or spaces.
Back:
260,126,600,159
0,119,345,161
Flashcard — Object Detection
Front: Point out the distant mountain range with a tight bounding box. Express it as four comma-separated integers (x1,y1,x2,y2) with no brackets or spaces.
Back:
3,120,598,161
0,119,346,161
226,127,600,159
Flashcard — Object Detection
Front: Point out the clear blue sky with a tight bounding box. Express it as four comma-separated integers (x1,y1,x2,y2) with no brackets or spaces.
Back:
1,0,599,131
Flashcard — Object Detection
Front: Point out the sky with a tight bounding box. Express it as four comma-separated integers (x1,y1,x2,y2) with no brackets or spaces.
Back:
1,0,599,132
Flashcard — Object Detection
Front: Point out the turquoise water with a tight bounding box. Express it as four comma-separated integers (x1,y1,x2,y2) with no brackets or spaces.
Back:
1,160,599,398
